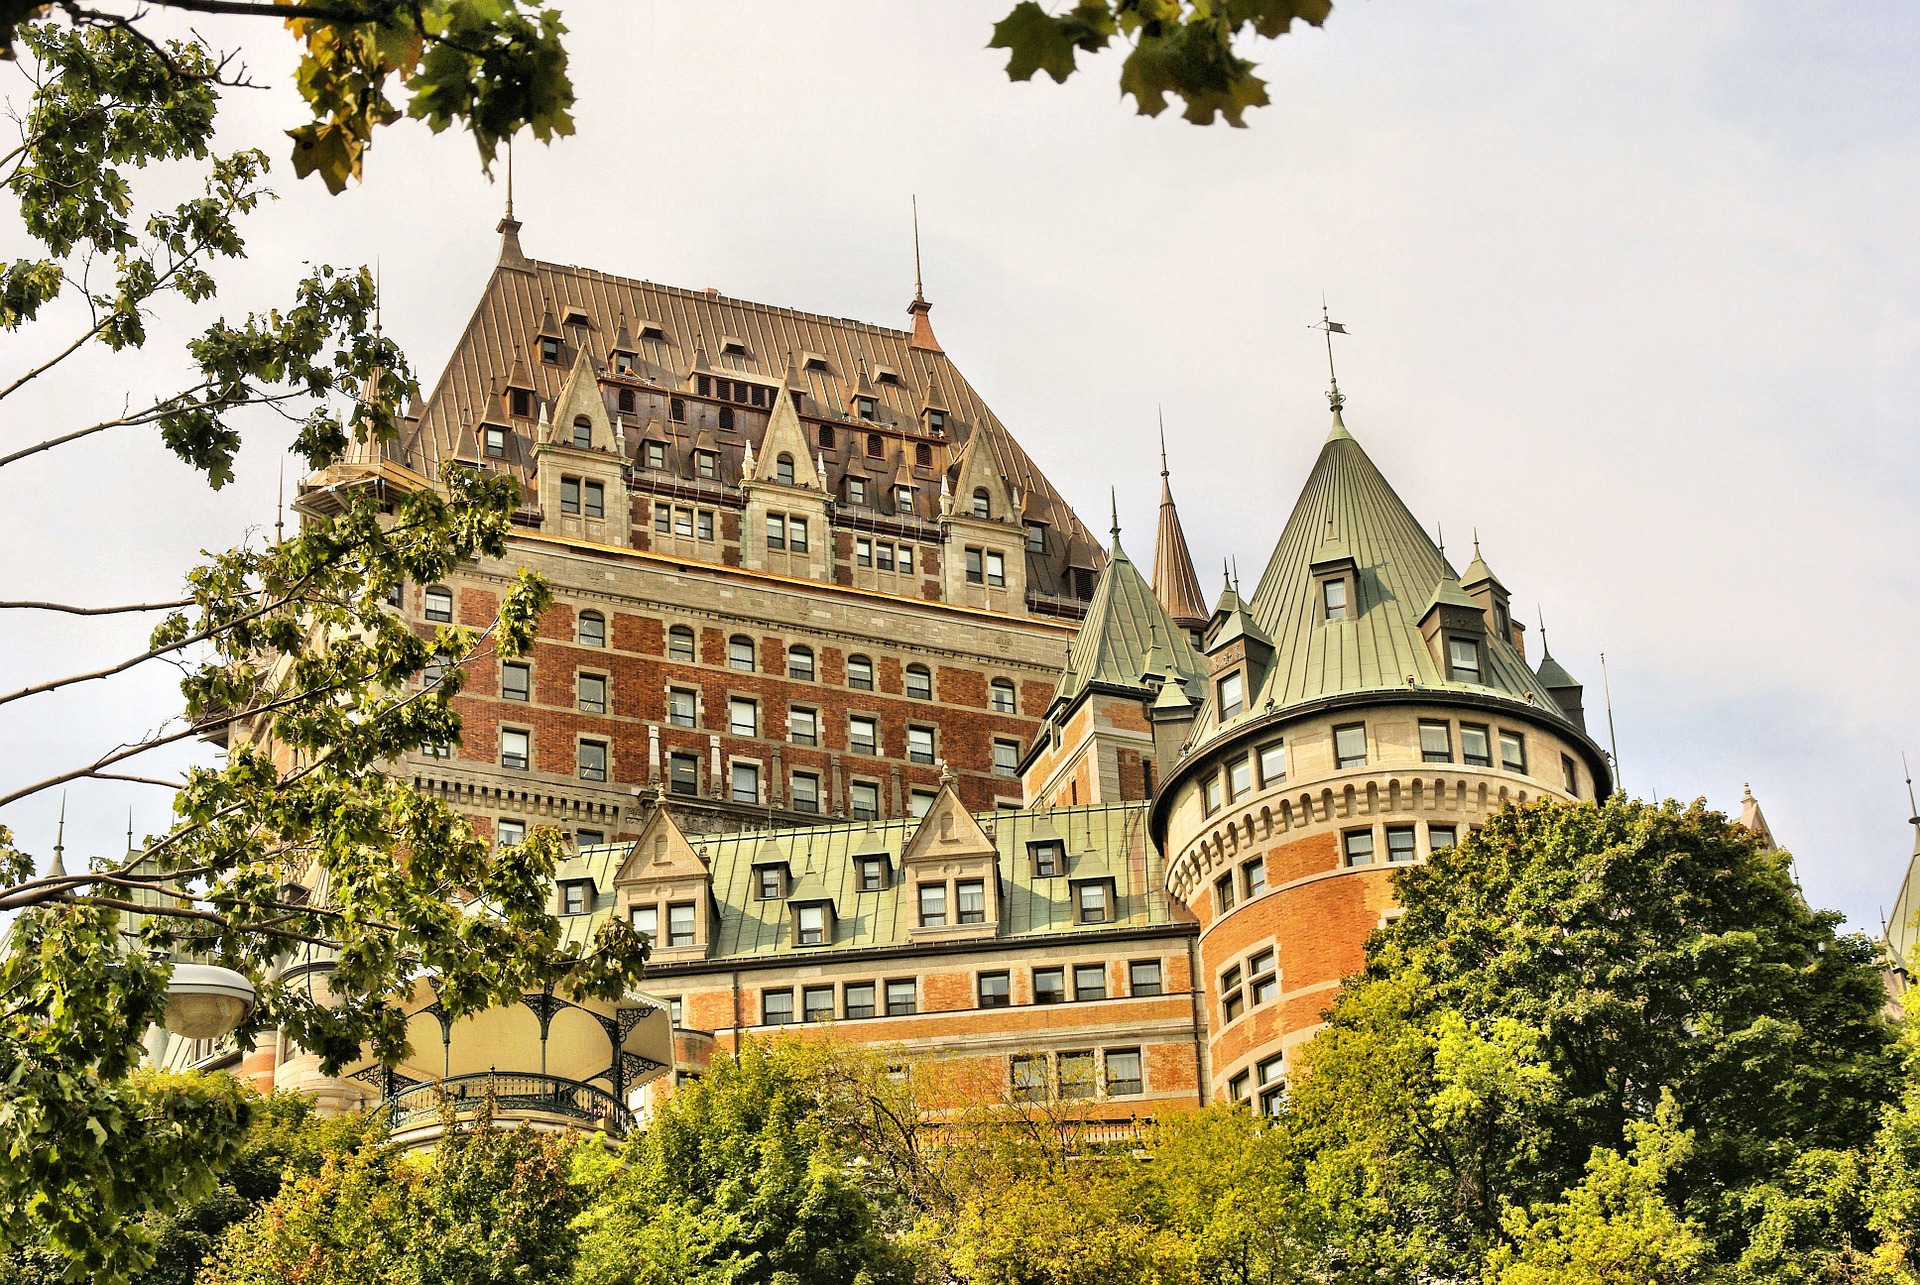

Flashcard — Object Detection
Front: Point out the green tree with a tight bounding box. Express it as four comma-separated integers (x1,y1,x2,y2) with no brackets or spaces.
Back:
574,1040,915,1285
0,19,644,1282
990,0,1333,126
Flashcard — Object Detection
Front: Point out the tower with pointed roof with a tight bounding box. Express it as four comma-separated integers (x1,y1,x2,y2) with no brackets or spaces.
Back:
1150,391,1613,1104
1151,421,1209,644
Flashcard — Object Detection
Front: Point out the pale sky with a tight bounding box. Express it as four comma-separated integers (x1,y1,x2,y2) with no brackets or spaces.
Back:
4,2,1918,932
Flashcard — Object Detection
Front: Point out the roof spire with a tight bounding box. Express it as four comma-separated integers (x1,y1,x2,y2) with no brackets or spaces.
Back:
1109,486,1121,546
495,137,526,265
1906,753,1918,825
1158,405,1169,478
1316,298,1349,414
1151,414,1208,631
49,792,66,878
907,196,943,353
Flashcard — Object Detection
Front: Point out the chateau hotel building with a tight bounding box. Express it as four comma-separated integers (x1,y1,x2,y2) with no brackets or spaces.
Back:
204,213,1614,1134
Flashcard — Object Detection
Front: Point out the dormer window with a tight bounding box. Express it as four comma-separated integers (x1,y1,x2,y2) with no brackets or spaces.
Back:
754,865,788,900
1447,636,1482,683
483,427,507,459
559,879,595,915
695,450,719,479
563,309,590,330
721,337,749,358
775,453,796,485
1029,840,1065,877
818,425,835,449
1322,577,1349,620
971,487,991,519
856,856,890,892
803,352,830,372
794,902,830,946
874,365,902,385
572,416,591,449
509,388,533,419
1217,671,1245,721
645,441,666,470
612,352,635,375
540,336,562,364
925,409,946,434
856,396,877,419
847,476,869,507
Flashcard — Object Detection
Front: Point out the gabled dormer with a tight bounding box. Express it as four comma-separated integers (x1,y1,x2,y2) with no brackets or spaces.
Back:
501,349,536,422
940,435,1025,607
749,837,791,902
534,344,629,546
746,389,822,492
899,782,1001,943
848,360,879,421
608,315,639,377
535,304,565,367
1534,629,1586,730
1460,539,1519,651
919,373,951,437
785,869,838,948
1308,518,1359,624
612,806,713,964
1419,571,1489,686
1203,575,1273,723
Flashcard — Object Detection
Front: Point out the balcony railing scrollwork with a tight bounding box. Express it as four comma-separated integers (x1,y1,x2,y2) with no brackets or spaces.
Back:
380,1070,632,1135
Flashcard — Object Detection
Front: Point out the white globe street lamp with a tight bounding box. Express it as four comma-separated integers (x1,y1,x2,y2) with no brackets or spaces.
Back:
162,963,256,1039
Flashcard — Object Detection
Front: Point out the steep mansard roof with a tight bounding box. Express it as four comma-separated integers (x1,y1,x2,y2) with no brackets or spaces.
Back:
1054,532,1207,711
393,240,1104,592
1187,408,1581,749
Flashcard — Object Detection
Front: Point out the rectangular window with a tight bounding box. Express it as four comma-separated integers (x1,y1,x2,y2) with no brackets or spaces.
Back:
1221,965,1245,1022
790,772,820,814
909,790,936,818
728,636,755,671
668,753,699,796
875,543,894,572
1562,754,1579,795
510,389,533,419
496,818,526,848
1448,636,1482,682
787,517,808,552
1104,1048,1144,1098
1030,840,1064,877
1229,1071,1251,1103
1243,858,1268,897
667,902,695,947
730,761,760,805
1323,577,1349,619
767,514,786,550
1073,963,1107,1002
502,662,530,702
897,545,912,574
500,729,530,771
1343,829,1375,867
1248,948,1278,1005
561,882,589,915
1500,729,1527,773
985,551,1006,588
850,781,879,821
848,477,868,506
483,426,507,458
1215,872,1236,914
667,687,697,728
993,738,1020,776
424,587,453,623
849,716,878,756
1034,967,1066,1005
647,440,667,468
978,972,1011,1008
629,905,657,938
1386,826,1417,863
755,867,784,901
1333,722,1368,769
803,985,835,1022
560,477,581,515
762,989,794,1025
965,548,984,584
1461,723,1493,767
885,979,917,1017
844,982,876,1020
1227,756,1253,802
1202,772,1223,815
789,706,818,746
577,832,606,850
1129,960,1163,996
674,507,694,538
1075,882,1111,924
583,481,605,519
788,647,815,681
1429,824,1458,851
1258,740,1287,786
857,856,888,892
578,740,608,782
1012,1053,1048,1103
667,628,695,662
1420,720,1453,763
907,725,935,764
654,503,672,534
855,537,873,568
1218,671,1245,720
578,673,606,714
1058,1050,1096,1100
795,903,826,946
895,485,914,513
1257,1056,1286,1116
695,450,718,479
729,697,758,737
918,883,948,928
956,879,986,925
1026,521,1046,552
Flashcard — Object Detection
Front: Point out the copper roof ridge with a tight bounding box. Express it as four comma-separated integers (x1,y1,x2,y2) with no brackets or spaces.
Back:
524,258,923,339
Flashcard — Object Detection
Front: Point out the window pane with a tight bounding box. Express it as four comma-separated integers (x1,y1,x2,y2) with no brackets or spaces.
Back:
1031,841,1063,877
579,613,605,647
1012,1054,1048,1102
731,762,759,804
918,883,947,928
1258,741,1286,785
978,972,1010,1008
668,627,695,661
1129,960,1163,996
1386,826,1417,863
729,697,758,737
956,880,986,924
850,782,878,820
1449,636,1482,681
424,588,453,622
850,717,877,756
1333,723,1368,768
1500,730,1527,772
1343,830,1374,866
560,477,580,514
1058,1050,1096,1099
1323,577,1348,618
502,663,530,702
986,551,1006,587
579,741,607,781
790,707,817,746
788,647,814,680
1461,724,1492,766
993,739,1019,774
762,990,793,1024
1218,672,1245,720
1429,824,1458,851
668,688,696,727
788,518,808,552
1073,964,1106,1001
991,680,1017,713
1227,758,1252,800
1243,858,1267,896
667,903,695,946
1216,873,1236,913
906,666,932,699
496,819,525,847
1203,774,1222,814
791,773,820,813
1034,968,1065,1004
796,904,825,945
501,729,530,770
668,755,699,795
583,481,604,519
630,905,657,937
908,726,935,764
885,979,917,1016
847,657,873,690
578,673,606,713
1076,883,1110,924
844,983,876,1019
1420,720,1453,763
1105,1049,1143,1097
728,636,754,671
803,984,834,1020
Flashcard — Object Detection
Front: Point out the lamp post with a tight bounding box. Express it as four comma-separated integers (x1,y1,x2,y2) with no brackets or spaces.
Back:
161,962,256,1039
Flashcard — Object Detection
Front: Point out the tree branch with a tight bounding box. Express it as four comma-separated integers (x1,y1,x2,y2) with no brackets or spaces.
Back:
0,598,194,615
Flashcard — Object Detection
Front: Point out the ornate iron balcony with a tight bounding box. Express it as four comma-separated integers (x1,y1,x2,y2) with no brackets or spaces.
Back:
381,1071,631,1136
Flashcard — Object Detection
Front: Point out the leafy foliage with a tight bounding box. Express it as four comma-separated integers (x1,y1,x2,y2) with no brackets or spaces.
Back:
990,0,1333,126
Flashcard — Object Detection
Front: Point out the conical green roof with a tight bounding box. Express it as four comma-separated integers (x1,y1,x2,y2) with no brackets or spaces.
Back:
1535,651,1580,691
1053,534,1205,710
1186,412,1573,748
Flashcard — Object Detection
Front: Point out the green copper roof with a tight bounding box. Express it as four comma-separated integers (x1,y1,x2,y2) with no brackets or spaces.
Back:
1054,535,1206,708
1188,411,1575,748
1888,822,1920,974
1535,650,1580,692
552,803,1173,959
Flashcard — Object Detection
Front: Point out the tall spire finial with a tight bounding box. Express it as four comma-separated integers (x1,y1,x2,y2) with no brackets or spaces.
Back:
1537,605,1551,656
1158,405,1169,478
495,138,525,263
127,806,135,854
49,792,66,878
905,198,943,352
1315,297,1349,413
912,194,925,304
1436,523,1446,563
1905,753,1917,824
1109,487,1120,544
504,136,515,222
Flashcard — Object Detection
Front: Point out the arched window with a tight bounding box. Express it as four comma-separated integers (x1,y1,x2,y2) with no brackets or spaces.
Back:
817,425,835,449
972,487,991,519
667,625,695,662
905,664,932,700
728,635,755,672
669,397,686,422
572,415,592,449
578,610,606,648
423,586,453,623
776,453,795,485
846,654,874,691
617,389,635,413
788,645,814,681
719,406,735,432
867,433,883,458
989,678,1017,713
915,443,932,468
